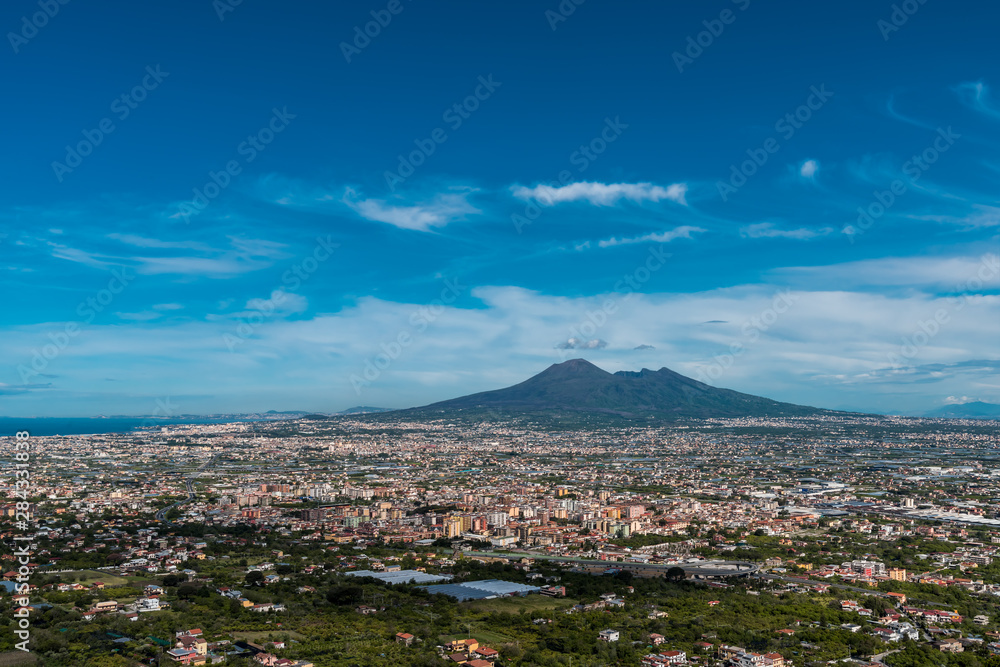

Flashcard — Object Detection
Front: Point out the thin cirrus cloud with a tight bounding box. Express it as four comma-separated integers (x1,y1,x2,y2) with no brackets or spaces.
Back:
342,187,479,231
909,205,1000,229
107,233,213,251
799,159,819,178
741,222,832,240
139,235,290,276
125,255,280,276
256,175,481,232
770,252,1000,292
115,311,164,322
955,81,1000,120
597,225,705,248
885,92,937,131
47,235,289,277
48,242,115,271
0,382,52,395
512,181,688,207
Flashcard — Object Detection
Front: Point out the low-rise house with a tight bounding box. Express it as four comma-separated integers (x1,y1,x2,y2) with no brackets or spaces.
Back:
735,652,765,667
474,646,499,661
165,647,205,665
643,651,687,666
447,638,478,653
136,597,161,612
599,629,620,642
177,635,208,656
888,622,919,641
936,639,964,653
871,628,902,642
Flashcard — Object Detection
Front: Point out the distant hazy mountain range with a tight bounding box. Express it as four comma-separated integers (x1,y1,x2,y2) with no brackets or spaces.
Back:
334,406,395,415
398,358,844,420
922,401,1000,420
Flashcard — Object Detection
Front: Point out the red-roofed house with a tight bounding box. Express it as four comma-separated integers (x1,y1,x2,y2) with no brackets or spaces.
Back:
474,646,499,661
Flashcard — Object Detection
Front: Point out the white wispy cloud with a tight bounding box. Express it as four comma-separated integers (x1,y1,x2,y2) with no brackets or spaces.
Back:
741,222,832,240
886,92,936,130
799,159,819,179
772,253,1000,291
909,204,1000,229
252,173,342,211
556,337,607,350
242,289,308,316
115,311,164,321
48,243,116,270
48,236,288,277
0,382,52,395
597,225,705,248
342,188,479,231
3,276,998,415
255,176,480,232
512,181,688,207
107,234,212,251
955,81,1000,120
132,256,277,276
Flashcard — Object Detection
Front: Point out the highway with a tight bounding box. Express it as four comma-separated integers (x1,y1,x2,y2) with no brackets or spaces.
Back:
464,551,760,578
871,649,901,664
756,572,891,597
154,455,216,522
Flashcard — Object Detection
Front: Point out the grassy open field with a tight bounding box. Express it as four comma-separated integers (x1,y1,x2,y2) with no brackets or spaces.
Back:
233,630,308,643
55,570,135,587
462,595,578,615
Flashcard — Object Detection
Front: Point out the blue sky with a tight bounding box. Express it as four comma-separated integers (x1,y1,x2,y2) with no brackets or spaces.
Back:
1,0,998,417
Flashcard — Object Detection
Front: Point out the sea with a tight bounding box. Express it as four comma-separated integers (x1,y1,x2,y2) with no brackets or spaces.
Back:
0,416,255,437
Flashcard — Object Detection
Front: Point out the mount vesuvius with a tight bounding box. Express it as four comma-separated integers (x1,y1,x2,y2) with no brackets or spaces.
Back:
401,359,842,420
